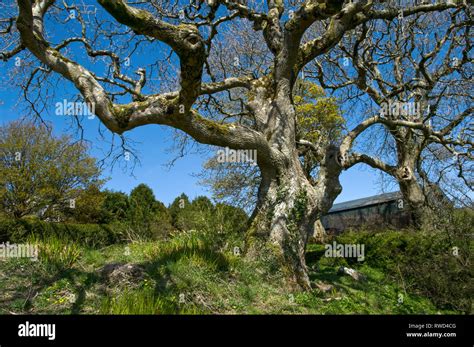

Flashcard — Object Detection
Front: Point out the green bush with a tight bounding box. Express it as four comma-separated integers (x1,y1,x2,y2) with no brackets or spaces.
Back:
0,216,123,248
334,209,473,313
168,195,248,235
336,229,414,269
0,216,29,242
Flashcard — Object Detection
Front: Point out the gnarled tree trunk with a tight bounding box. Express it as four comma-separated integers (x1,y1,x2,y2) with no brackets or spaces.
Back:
398,176,428,227
394,138,431,228
246,156,316,289
245,89,343,289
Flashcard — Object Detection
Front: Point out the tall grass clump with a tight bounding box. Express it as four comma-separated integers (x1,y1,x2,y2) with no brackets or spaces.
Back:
100,287,201,314
28,234,81,273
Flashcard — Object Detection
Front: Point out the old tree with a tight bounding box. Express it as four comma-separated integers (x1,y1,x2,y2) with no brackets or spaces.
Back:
1,0,472,289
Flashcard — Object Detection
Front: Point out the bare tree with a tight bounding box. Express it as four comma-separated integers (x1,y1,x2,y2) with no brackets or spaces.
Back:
1,0,469,289
310,6,472,225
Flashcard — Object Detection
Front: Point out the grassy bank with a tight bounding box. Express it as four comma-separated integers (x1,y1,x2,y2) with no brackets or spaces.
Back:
1,226,468,315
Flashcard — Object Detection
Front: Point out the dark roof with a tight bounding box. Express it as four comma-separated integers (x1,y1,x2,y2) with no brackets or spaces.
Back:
328,191,402,213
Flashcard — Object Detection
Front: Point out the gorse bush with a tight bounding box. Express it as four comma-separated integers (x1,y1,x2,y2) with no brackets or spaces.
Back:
336,230,413,268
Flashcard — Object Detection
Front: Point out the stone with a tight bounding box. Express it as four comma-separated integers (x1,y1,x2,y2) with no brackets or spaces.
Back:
337,266,367,281
314,281,334,293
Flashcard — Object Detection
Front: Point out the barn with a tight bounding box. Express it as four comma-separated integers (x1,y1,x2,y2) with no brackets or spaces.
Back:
321,191,413,235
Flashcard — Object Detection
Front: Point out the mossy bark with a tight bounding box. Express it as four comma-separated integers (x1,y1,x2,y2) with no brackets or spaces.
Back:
245,175,312,289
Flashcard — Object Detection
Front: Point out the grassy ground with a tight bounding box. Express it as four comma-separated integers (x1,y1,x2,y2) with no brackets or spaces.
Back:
0,231,458,315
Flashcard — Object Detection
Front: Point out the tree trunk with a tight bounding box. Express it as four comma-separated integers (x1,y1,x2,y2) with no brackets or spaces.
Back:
243,72,344,290
398,176,428,228
395,141,428,228
245,159,314,290
245,145,343,290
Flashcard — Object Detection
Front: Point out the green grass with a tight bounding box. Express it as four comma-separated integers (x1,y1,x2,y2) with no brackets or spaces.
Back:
0,230,462,315
100,287,201,314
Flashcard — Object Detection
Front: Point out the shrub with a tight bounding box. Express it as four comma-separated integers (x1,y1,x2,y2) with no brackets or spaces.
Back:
125,184,174,241
0,216,29,242
100,190,130,223
334,208,473,313
0,216,123,248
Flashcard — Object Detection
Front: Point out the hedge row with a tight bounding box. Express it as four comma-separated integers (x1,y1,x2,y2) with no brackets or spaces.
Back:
0,217,123,248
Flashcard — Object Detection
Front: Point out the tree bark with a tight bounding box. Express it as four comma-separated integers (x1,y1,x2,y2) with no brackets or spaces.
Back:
245,152,344,290
398,176,428,227
389,128,427,228
245,155,315,290
244,105,343,290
